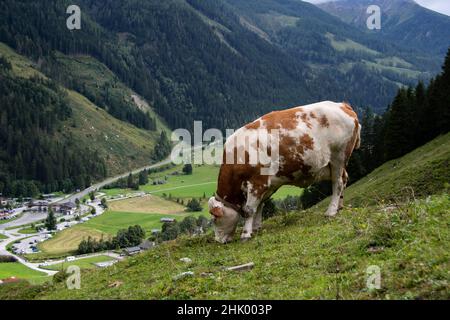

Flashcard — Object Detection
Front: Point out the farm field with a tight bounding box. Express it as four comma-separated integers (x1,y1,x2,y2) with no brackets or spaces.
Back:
0,263,48,283
102,165,303,200
108,194,186,214
41,255,116,271
38,226,106,256
37,210,202,257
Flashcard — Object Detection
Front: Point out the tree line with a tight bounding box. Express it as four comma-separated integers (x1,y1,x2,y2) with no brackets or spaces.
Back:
284,48,450,209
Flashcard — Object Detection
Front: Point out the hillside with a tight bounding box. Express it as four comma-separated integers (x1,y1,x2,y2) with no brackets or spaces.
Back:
318,0,450,55
0,0,440,132
0,42,169,193
3,132,448,300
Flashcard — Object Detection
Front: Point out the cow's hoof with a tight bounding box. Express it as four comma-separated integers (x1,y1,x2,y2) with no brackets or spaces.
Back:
325,211,337,217
240,236,251,243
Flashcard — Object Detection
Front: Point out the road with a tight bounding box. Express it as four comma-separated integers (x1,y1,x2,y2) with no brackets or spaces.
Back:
0,201,106,275
57,156,174,204
57,142,211,204
0,211,47,231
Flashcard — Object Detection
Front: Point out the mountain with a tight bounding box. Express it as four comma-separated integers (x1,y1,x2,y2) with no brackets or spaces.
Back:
0,42,169,197
318,0,450,55
3,132,449,299
0,0,441,131
0,0,448,196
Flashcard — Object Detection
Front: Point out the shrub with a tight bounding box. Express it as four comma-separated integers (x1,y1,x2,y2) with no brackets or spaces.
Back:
186,198,202,212
0,255,18,263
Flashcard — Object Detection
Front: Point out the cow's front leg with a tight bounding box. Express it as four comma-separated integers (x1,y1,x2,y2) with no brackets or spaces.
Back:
325,163,344,217
241,215,254,242
241,187,262,241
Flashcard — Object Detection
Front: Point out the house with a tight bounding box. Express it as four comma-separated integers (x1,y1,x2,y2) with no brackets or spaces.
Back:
160,218,176,223
122,246,142,256
58,202,77,215
139,240,156,251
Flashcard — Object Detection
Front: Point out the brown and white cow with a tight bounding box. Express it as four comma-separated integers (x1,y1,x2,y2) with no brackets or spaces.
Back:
208,101,361,243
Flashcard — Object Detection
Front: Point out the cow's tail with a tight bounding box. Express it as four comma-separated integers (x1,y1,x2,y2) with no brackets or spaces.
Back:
355,121,361,150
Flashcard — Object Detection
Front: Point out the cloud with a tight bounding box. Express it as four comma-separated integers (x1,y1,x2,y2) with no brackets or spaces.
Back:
415,0,450,16
302,0,450,16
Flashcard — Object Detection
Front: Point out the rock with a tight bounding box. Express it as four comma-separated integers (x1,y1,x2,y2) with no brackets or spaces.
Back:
173,271,194,280
108,281,123,288
200,272,214,278
180,257,192,264
226,262,254,272
367,246,384,253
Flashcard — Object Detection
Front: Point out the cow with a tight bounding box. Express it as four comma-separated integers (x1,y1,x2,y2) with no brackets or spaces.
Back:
208,101,361,243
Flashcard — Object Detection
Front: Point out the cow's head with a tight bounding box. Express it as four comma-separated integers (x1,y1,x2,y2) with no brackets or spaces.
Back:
208,197,239,243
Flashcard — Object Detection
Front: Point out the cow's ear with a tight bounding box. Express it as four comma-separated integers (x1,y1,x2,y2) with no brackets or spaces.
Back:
209,206,223,218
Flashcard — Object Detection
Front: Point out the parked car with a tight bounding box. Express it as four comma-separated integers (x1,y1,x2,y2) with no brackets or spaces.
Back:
66,256,76,262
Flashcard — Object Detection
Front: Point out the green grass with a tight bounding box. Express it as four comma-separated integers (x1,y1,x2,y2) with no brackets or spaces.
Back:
24,193,449,300
0,233,7,240
10,133,447,300
325,33,379,55
0,263,48,282
41,255,116,271
18,227,38,235
339,132,450,208
82,211,194,235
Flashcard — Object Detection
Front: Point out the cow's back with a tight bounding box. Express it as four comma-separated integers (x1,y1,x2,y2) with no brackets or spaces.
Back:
218,101,360,204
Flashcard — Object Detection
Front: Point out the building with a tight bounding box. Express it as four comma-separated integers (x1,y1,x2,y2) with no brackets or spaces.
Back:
139,240,156,251
57,202,77,215
122,246,142,256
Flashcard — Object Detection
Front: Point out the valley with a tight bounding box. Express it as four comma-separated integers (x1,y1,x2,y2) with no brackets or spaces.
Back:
0,0,449,302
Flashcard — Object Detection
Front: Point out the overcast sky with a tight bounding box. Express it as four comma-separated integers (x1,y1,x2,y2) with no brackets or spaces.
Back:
303,0,450,16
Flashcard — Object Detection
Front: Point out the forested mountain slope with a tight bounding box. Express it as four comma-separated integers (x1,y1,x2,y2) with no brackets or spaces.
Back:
0,0,440,132
0,43,168,197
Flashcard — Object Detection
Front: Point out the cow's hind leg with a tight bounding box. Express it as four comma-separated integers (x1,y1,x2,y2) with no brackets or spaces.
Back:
338,169,348,211
252,203,264,232
325,162,345,217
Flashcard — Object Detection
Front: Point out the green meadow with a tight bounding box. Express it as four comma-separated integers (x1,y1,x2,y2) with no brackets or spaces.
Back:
41,255,116,271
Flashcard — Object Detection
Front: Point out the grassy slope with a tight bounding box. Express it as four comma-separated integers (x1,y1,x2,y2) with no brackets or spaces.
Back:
0,42,169,176
41,255,116,271
19,133,448,300
0,263,47,283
